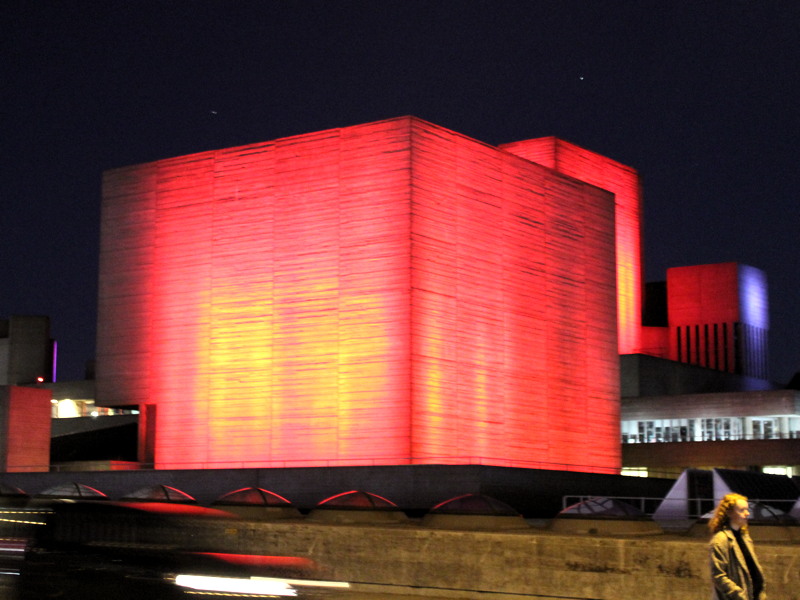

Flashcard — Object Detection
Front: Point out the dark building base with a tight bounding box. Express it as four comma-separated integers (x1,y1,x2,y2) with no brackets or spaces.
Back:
0,464,673,518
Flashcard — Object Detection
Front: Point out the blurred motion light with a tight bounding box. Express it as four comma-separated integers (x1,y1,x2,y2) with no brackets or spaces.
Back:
175,574,295,596
175,574,350,596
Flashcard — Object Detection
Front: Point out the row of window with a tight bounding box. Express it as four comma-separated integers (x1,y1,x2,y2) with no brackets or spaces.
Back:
52,398,138,419
622,417,800,443
622,466,796,478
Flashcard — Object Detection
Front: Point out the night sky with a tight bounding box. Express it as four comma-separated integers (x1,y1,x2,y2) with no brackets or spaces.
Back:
3,1,798,383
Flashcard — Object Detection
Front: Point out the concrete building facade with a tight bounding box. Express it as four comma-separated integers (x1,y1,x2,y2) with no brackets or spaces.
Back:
0,315,55,386
0,386,51,472
640,263,769,379
96,117,640,472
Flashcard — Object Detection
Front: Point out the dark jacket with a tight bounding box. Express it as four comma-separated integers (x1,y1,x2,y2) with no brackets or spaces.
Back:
709,527,766,600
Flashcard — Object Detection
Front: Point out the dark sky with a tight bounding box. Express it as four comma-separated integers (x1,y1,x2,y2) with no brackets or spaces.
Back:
3,1,798,383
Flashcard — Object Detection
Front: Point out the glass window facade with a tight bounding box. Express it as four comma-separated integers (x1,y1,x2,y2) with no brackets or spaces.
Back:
622,416,800,443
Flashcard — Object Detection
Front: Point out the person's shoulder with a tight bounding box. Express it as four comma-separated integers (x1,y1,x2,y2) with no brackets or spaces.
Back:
709,528,733,546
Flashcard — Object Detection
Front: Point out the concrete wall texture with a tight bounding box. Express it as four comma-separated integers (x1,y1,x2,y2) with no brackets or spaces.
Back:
214,520,800,600
97,116,622,472
0,386,51,472
0,464,674,517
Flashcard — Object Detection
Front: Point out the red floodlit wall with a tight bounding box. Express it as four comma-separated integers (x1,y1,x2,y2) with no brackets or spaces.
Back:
500,138,643,356
97,116,620,472
0,386,51,472
408,124,619,470
640,327,669,359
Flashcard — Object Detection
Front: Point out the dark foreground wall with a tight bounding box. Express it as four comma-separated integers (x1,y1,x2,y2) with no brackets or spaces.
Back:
3,495,798,600
0,464,674,517
146,517,800,600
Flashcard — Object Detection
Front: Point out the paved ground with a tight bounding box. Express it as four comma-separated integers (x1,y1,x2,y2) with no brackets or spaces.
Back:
0,575,18,600
0,576,576,600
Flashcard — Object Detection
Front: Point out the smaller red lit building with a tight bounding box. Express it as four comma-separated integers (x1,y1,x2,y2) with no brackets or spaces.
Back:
0,316,54,472
667,263,768,378
0,386,51,472
640,262,769,379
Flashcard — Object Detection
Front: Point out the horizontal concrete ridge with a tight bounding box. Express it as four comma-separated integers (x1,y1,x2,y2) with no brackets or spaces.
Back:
226,521,800,600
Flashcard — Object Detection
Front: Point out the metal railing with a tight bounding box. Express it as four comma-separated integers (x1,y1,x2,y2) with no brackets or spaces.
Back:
622,431,800,444
562,495,800,519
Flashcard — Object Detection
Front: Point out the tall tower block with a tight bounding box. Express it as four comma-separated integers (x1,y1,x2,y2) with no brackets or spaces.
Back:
97,117,620,472
500,138,644,356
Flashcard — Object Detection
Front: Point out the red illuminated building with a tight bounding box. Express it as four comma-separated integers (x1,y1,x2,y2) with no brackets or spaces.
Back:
666,263,768,378
638,263,769,378
0,386,51,472
97,117,644,472
499,137,643,357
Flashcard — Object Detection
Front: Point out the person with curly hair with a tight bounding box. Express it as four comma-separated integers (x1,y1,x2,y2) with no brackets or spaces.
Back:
708,493,766,600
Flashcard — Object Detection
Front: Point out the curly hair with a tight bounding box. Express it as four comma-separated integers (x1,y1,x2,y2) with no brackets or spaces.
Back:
708,493,748,534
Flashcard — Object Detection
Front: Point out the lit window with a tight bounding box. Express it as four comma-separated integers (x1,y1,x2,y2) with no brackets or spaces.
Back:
763,466,793,477
621,467,648,477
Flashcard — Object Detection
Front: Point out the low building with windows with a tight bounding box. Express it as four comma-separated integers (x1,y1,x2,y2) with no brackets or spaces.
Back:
617,259,800,479
622,388,800,477
622,390,800,444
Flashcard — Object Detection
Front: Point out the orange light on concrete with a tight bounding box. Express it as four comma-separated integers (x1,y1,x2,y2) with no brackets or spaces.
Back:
98,117,620,473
